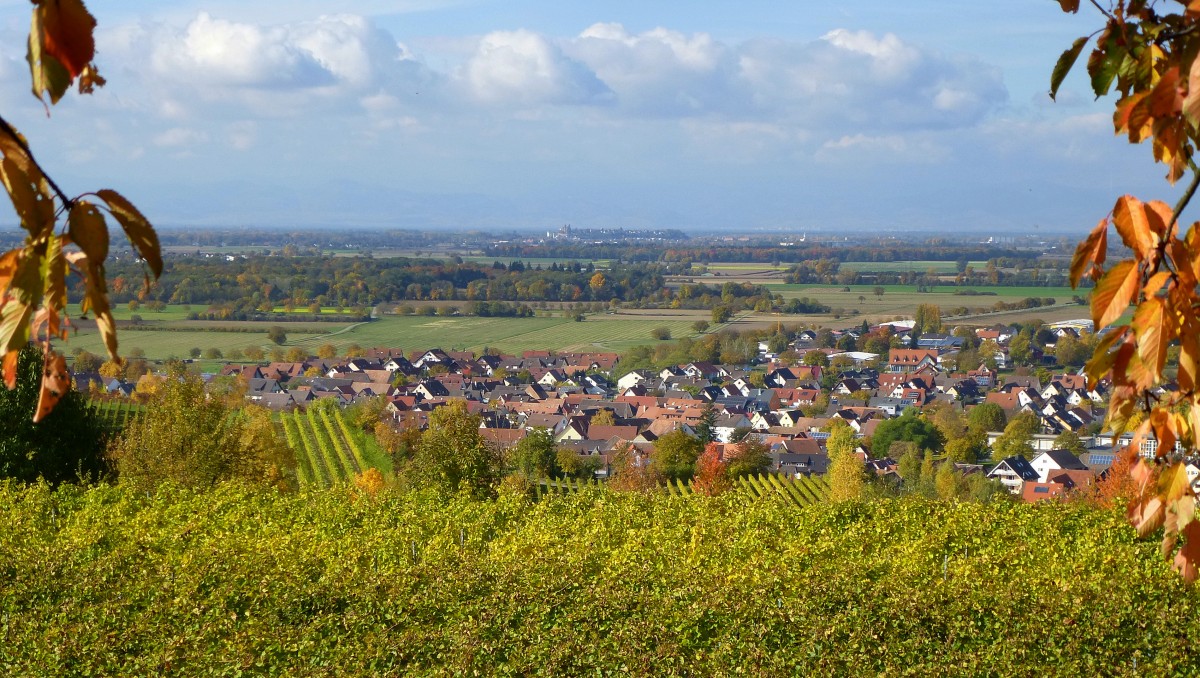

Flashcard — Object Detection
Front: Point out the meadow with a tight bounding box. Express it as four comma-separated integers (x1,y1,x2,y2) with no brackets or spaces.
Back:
59,313,712,360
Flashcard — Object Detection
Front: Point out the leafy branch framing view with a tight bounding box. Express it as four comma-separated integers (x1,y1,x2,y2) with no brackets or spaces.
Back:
1057,0,1200,580
0,0,160,421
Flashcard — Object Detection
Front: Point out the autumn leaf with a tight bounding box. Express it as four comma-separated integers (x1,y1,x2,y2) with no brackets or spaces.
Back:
1159,461,1192,501
1112,195,1159,256
25,9,70,106
1173,520,1200,583
1057,0,1080,12
33,348,70,423
38,0,96,79
1132,295,1172,380
1090,259,1139,329
96,189,161,279
1069,217,1107,288
67,200,108,264
1129,495,1167,538
1051,37,1089,100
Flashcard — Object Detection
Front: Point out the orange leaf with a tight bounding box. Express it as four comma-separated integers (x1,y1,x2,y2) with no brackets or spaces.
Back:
1112,195,1157,257
1070,217,1107,288
1091,259,1139,329
38,0,96,79
1,349,17,390
1129,495,1166,538
1173,520,1200,583
1186,47,1200,126
33,348,70,423
1147,66,1183,118
1148,410,1179,461
1132,295,1172,381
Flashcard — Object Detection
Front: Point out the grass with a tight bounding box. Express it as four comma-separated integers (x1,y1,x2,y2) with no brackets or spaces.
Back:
58,313,712,360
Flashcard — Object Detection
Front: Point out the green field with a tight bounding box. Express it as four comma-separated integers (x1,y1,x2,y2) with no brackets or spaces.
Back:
698,260,990,274
60,314,711,360
835,260,989,273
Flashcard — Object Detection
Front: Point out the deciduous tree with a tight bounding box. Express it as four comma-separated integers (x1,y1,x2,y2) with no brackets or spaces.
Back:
650,428,703,481
109,368,294,491
401,399,502,499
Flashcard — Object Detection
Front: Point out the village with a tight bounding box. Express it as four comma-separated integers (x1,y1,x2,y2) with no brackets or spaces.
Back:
75,316,1183,503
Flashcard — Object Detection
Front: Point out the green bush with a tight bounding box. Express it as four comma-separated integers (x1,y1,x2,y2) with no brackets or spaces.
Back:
0,484,1192,675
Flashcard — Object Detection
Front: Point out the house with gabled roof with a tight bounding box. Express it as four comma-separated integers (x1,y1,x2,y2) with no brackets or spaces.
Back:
987,455,1040,494
1030,449,1091,483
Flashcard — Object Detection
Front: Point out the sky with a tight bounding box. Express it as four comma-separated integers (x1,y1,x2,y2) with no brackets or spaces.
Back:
0,1,1184,234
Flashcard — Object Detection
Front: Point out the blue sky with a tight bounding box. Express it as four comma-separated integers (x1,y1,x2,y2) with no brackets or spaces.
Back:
0,1,1182,233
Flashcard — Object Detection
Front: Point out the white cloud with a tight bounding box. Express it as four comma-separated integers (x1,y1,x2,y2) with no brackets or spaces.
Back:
461,29,611,105
101,12,437,119
568,23,740,116
153,127,208,148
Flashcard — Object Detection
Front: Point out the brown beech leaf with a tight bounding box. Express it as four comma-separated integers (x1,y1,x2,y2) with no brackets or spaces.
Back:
38,0,96,79
33,348,70,423
1070,217,1107,288
1091,259,1139,329
1057,0,1080,13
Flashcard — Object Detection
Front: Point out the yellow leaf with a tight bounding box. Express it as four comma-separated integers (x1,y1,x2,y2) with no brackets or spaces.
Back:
96,189,161,278
0,157,54,237
79,259,116,361
67,200,108,264
1091,259,1139,329
1160,462,1192,502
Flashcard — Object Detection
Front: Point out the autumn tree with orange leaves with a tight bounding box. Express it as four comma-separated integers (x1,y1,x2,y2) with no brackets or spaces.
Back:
1055,0,1200,581
0,1,160,423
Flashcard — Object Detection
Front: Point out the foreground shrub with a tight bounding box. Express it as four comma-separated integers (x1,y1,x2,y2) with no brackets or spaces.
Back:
0,483,1193,675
